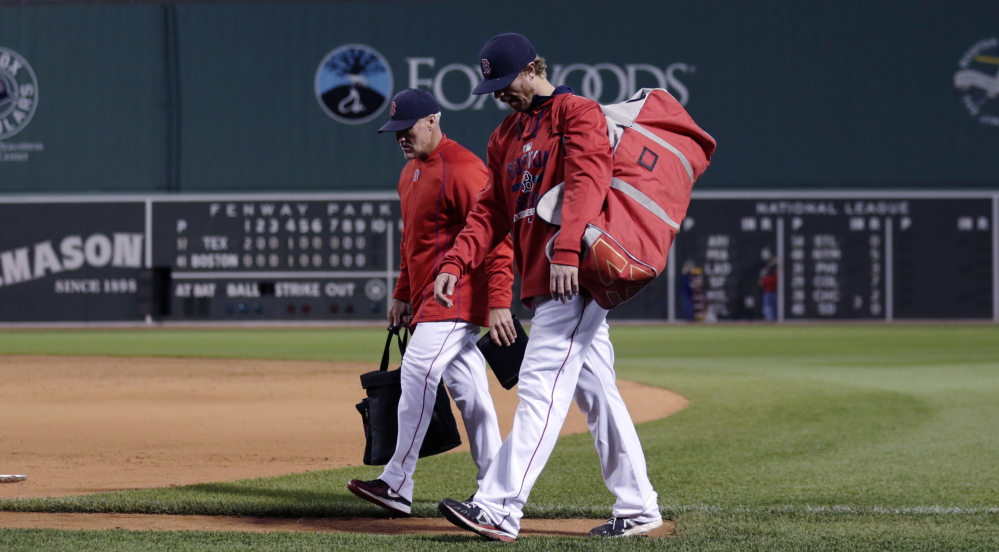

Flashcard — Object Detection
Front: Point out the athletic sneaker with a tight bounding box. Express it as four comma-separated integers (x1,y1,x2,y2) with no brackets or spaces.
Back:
588,516,663,537
438,498,516,542
346,478,411,516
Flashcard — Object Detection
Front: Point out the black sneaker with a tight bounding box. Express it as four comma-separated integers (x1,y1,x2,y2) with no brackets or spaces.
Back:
588,517,663,537
346,478,411,516
438,497,516,542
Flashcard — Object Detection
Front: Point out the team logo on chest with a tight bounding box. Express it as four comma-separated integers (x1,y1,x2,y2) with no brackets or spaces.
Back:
512,171,542,223
507,150,549,192
507,143,549,224
520,171,538,192
413,168,420,182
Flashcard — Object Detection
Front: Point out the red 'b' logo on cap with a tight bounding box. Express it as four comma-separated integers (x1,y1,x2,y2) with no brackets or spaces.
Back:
481,59,491,76
389,102,396,117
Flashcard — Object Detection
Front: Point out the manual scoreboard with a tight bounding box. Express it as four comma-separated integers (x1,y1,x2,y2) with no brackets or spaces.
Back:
0,192,995,323
663,193,996,321
150,194,401,321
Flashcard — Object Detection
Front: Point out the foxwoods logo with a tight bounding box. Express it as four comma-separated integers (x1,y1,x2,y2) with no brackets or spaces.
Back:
315,44,393,125
0,47,38,140
954,38,999,127
315,43,695,125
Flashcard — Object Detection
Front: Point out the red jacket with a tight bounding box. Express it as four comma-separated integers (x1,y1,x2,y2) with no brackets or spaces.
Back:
393,135,514,327
439,88,612,306
759,272,778,293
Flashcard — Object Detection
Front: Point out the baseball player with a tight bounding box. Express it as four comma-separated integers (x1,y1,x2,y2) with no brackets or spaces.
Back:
433,34,663,540
347,88,517,516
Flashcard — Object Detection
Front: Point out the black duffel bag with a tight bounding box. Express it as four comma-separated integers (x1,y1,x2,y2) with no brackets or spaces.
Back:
355,326,462,466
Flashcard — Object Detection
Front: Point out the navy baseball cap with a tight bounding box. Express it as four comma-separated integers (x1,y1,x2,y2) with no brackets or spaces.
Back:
377,88,440,132
472,33,537,95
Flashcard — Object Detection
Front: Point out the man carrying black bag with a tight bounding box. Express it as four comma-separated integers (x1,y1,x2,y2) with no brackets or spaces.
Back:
356,325,464,467
347,89,519,516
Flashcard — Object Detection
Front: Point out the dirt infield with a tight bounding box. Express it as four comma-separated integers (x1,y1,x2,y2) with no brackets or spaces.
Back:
0,355,686,537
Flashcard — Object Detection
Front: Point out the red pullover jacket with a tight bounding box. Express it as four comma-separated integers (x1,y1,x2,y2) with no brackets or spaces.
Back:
439,88,613,306
393,135,514,327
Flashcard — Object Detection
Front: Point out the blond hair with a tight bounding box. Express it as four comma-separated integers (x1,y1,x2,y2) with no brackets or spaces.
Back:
521,56,547,80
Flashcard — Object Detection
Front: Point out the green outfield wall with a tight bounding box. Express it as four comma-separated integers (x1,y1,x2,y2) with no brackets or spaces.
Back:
1,0,998,193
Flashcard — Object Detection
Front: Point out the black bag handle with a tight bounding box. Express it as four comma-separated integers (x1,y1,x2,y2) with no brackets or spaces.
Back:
379,325,409,372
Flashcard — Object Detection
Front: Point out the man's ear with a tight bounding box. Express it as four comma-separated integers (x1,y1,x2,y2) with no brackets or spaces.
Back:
524,62,537,79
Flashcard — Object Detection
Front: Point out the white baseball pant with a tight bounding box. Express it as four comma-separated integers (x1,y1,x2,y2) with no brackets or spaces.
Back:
380,320,502,502
473,295,661,536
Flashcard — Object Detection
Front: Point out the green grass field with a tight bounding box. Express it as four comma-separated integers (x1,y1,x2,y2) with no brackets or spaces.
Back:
1,323,998,551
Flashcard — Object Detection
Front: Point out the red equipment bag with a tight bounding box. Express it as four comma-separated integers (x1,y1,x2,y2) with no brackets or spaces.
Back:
538,88,716,309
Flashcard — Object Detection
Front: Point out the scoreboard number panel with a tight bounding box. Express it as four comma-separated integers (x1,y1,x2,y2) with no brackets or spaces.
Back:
675,193,997,322
892,199,994,319
149,195,401,321
670,199,779,321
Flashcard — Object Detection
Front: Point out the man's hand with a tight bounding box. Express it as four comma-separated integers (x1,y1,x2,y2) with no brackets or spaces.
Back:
550,263,579,303
488,308,516,346
387,298,412,328
434,272,458,308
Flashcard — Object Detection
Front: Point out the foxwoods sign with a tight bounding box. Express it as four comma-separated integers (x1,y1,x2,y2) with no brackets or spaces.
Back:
315,44,696,124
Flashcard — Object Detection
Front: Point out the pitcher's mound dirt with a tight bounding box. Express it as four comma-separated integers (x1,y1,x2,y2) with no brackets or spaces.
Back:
0,355,686,536
0,511,676,537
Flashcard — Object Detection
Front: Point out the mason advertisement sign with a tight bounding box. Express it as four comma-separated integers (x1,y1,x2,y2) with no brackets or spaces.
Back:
0,201,145,322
